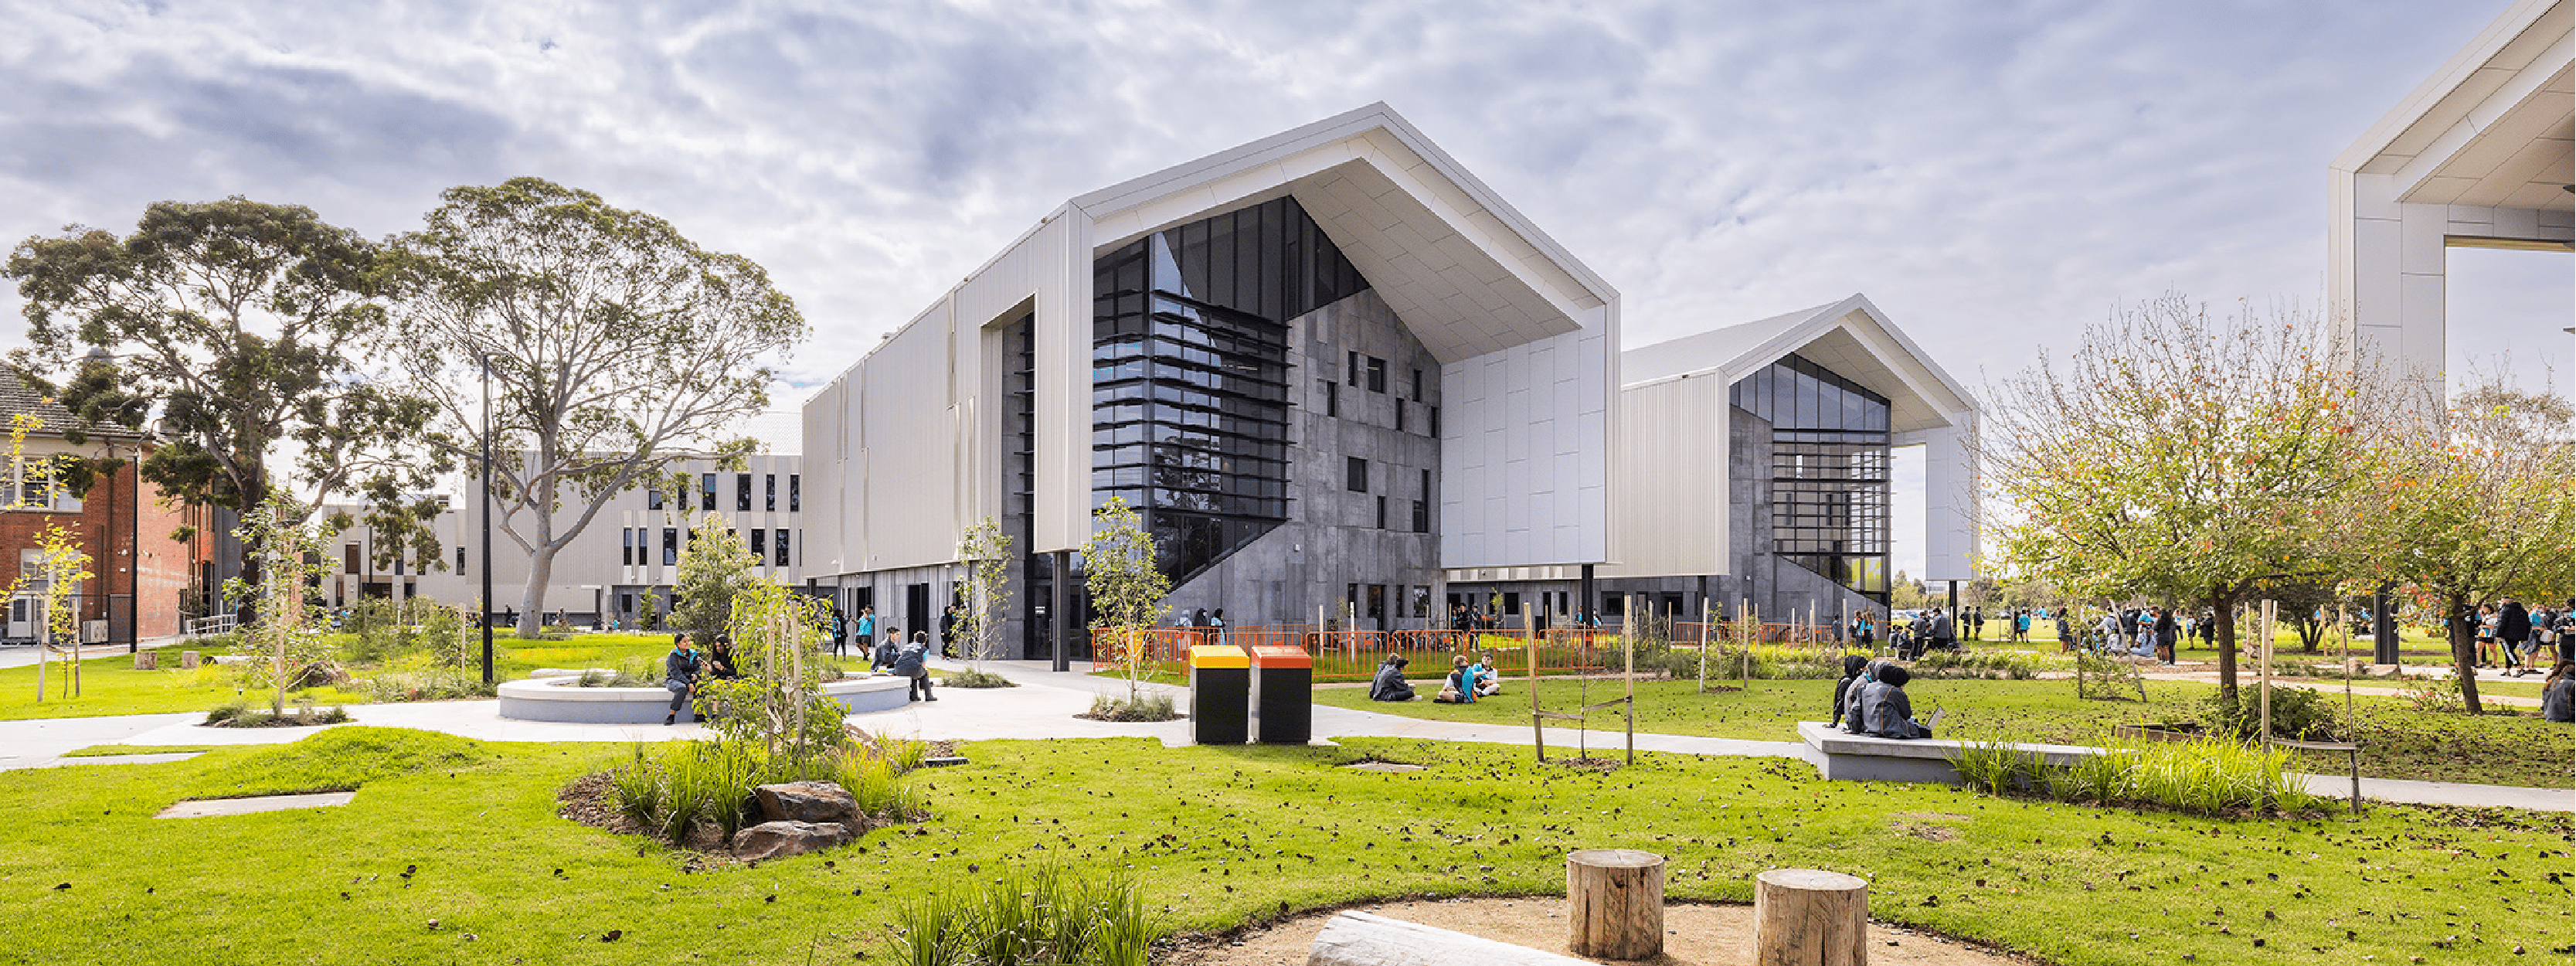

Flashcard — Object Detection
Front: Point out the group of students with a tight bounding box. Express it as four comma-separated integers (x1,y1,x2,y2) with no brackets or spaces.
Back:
1367,651,1503,704
2467,598,2571,676
659,614,943,725
1830,655,1933,739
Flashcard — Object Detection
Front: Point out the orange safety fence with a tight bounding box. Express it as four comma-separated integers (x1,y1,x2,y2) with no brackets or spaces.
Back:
1087,621,1868,683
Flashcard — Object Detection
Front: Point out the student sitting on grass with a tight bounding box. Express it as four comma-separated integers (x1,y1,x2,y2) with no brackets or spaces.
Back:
2543,662,2574,724
1368,654,1416,702
1471,650,1504,697
1432,655,1477,704
1861,663,1932,739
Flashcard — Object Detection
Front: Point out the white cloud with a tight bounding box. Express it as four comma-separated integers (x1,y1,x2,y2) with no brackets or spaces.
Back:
2,0,2561,573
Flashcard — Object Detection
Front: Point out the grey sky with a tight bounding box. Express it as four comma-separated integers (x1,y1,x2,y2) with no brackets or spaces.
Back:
4,0,2567,578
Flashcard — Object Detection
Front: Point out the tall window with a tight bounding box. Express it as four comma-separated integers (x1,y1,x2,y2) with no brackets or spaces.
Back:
1731,352,1893,602
1375,495,1387,529
1413,468,1431,533
765,474,777,512
456,546,466,574
750,529,767,561
1345,457,1368,493
1366,356,1386,393
661,528,679,566
700,474,716,511
734,473,752,512
788,474,800,512
1091,195,1367,586
647,488,663,510
1411,369,1423,401
775,529,790,567
620,528,634,566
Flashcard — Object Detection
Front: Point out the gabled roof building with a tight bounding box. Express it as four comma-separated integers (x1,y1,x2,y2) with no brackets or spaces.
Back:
801,104,1976,655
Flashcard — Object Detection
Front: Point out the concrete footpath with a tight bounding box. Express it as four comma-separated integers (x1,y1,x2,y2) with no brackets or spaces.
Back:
2,657,2566,812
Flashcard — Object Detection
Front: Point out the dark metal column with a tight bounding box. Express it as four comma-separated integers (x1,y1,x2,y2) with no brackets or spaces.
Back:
1051,549,1070,672
1580,564,1595,624
2371,583,2398,665
478,352,495,685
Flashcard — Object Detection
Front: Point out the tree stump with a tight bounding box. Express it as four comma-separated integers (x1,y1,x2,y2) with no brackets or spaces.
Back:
1752,869,1869,966
1566,849,1664,959
133,651,157,671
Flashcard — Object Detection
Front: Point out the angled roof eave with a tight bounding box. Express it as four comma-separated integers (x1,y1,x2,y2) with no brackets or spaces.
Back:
1066,102,1619,310
2331,0,2566,173
1620,294,1979,422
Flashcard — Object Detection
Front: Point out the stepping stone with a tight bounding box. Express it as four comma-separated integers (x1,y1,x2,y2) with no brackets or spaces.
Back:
1341,762,1424,773
155,791,356,819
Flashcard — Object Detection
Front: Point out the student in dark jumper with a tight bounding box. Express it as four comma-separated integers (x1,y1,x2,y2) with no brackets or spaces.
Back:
1830,654,1871,728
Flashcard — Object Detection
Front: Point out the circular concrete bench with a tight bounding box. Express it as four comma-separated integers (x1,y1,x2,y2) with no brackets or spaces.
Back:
498,674,912,723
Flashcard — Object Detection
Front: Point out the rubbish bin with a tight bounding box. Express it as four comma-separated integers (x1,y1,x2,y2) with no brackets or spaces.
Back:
1188,645,1249,746
1246,644,1313,744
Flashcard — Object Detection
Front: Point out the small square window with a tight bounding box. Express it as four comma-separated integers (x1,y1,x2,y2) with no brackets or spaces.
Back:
1345,457,1368,493
647,488,663,510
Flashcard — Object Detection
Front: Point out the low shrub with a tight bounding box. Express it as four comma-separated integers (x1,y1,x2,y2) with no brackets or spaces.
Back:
1082,694,1178,722
1912,650,2041,680
360,665,497,702
941,669,1018,689
2202,685,2343,741
882,864,1153,966
599,736,924,848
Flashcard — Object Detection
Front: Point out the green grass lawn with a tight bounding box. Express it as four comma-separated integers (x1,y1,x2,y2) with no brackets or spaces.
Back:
1,727,2564,965
1312,677,2576,788
0,632,838,723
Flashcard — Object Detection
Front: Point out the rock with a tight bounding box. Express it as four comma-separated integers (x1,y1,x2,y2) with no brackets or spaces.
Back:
134,652,158,671
754,781,859,825
179,651,199,669
733,821,852,862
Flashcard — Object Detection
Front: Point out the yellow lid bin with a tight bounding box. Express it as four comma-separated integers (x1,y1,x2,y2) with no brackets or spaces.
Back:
1188,645,1249,745
1189,645,1249,668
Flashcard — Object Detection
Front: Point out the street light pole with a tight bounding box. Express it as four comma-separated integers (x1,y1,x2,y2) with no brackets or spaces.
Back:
479,350,494,685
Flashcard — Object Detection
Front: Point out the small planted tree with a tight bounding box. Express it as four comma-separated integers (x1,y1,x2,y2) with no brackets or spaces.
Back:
953,517,1014,677
2360,375,2574,714
1083,497,1170,710
671,512,760,647
229,494,335,716
1981,294,2378,700
698,581,844,769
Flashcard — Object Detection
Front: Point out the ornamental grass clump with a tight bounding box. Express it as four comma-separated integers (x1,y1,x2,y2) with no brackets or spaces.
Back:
882,865,1152,966
1949,732,2319,815
599,736,924,848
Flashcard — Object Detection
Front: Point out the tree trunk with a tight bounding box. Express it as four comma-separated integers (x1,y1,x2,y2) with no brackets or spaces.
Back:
1752,868,1869,966
1565,849,1664,960
2209,592,2238,702
517,543,557,638
2447,594,2484,715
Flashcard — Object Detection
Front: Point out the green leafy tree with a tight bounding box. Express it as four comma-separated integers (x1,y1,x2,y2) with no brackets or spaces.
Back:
2360,376,2574,714
388,178,807,638
671,512,760,647
1981,294,2377,700
955,517,1014,670
1083,497,1170,704
5,198,432,579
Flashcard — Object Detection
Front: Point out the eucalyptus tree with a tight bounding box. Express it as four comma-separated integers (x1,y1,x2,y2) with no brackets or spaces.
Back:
1980,294,2381,699
390,178,806,637
5,198,432,577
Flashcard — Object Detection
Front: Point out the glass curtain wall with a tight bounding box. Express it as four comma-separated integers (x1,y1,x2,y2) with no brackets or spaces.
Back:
1730,353,1892,602
1091,196,1370,585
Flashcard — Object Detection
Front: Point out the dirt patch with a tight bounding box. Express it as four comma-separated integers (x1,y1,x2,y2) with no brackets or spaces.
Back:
1159,896,2040,966
1888,812,1969,841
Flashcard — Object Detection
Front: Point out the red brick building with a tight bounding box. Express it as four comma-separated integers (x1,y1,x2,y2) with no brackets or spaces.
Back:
0,378,228,646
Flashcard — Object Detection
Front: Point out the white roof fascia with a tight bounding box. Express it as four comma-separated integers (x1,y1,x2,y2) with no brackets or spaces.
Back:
1620,294,1978,427
2331,0,2565,175
1068,102,1619,310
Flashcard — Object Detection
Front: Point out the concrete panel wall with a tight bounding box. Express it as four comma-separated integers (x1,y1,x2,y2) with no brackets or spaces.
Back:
1439,307,1612,570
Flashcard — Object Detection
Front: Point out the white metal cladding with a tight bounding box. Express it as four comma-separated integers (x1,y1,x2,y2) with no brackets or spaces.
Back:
1603,294,1980,583
2328,0,2574,380
1595,371,1728,579
803,103,1622,578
